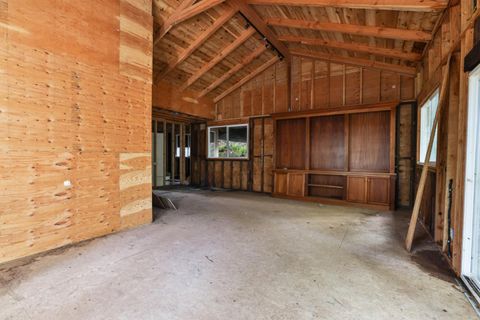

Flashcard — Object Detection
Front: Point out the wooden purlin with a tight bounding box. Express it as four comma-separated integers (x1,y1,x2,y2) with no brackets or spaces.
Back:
266,17,433,42
245,0,448,11
278,35,422,62
405,53,451,252
291,49,417,76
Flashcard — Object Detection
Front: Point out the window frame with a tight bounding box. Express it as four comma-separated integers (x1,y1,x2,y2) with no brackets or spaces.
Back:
417,88,440,166
207,123,249,160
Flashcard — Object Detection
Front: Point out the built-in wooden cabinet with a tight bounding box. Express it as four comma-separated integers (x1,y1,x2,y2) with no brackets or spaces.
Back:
272,102,397,210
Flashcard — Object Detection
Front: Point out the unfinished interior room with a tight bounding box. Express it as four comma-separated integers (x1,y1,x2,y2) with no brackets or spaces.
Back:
2,0,480,319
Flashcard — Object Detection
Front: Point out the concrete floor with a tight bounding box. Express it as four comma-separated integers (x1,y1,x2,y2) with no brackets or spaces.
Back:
0,189,477,320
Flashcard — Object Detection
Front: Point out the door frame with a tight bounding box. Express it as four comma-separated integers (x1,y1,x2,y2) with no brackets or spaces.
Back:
462,64,480,302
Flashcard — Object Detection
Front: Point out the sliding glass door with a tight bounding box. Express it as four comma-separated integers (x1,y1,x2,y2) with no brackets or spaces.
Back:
463,64,480,302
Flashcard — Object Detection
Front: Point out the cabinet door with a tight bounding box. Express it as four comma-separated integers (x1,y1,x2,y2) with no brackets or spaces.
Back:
367,177,390,205
274,172,288,195
347,176,367,203
287,173,305,197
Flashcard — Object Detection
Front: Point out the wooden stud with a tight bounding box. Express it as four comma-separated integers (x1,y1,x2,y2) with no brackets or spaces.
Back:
405,53,451,252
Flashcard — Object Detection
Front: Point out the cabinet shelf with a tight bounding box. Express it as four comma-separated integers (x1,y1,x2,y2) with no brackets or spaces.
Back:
308,184,344,189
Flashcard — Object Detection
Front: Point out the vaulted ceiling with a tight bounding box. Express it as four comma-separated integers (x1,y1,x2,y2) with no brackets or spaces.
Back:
152,0,446,101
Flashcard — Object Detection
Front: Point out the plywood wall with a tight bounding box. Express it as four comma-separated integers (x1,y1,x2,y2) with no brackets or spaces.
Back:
215,57,415,120
153,80,216,120
0,0,153,264
415,1,477,275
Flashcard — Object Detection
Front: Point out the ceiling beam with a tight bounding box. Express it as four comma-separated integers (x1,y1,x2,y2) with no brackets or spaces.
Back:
198,45,267,97
290,49,417,76
180,27,256,91
278,35,422,61
246,0,448,12
154,0,196,46
214,56,279,102
158,6,237,79
172,0,227,25
228,0,291,60
266,18,432,42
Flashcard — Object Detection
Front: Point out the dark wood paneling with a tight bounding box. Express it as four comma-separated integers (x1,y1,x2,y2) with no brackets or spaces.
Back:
349,111,390,172
347,176,367,203
310,115,345,170
275,172,288,195
276,118,306,169
367,177,390,205
287,173,305,197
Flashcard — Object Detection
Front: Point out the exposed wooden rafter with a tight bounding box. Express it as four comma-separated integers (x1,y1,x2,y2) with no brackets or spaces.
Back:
278,35,422,61
214,56,279,102
291,49,417,76
198,45,267,97
180,27,256,91
245,0,448,12
154,0,196,46
266,18,432,42
172,0,227,25
154,0,226,47
228,0,291,60
157,6,237,79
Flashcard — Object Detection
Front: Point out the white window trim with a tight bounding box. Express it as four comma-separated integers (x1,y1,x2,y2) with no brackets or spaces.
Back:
207,124,249,159
418,88,440,165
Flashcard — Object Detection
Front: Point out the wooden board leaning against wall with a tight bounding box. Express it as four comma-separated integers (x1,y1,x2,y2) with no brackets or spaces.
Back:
413,1,478,275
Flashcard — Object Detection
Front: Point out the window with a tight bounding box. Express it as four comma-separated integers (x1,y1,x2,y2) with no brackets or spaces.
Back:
418,89,439,164
175,134,191,158
208,124,248,159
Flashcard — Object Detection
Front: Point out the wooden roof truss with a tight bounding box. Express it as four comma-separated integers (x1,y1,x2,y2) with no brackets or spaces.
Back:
152,0,447,101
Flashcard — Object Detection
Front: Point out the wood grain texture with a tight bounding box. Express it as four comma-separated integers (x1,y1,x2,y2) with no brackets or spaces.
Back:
0,0,153,264
275,118,306,169
310,116,345,170
349,111,390,172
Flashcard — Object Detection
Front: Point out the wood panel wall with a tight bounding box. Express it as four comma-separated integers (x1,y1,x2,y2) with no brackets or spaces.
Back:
0,0,153,264
190,118,274,193
215,57,415,120
415,1,477,274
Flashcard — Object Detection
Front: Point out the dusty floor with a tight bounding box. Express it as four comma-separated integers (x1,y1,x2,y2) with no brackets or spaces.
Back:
0,189,477,320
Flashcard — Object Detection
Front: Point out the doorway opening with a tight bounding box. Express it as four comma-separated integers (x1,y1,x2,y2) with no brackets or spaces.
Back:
462,64,480,303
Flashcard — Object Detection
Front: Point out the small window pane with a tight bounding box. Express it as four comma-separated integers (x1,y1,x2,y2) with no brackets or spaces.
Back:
419,89,439,164
208,124,248,159
228,126,248,158
209,127,228,158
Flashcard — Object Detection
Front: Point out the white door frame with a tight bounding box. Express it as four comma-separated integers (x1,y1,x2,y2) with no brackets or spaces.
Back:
462,64,480,302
